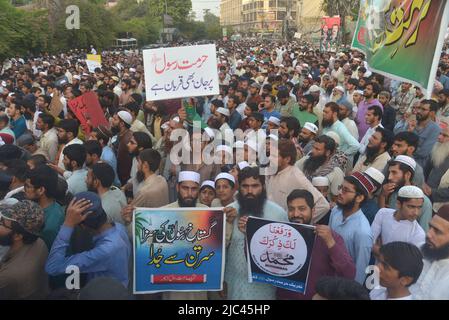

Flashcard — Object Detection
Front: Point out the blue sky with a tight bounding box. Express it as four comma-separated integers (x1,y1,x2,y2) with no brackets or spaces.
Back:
192,0,221,20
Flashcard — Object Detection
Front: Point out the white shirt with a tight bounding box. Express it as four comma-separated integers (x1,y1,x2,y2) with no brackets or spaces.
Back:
58,137,83,170
371,208,425,248
342,117,359,141
359,123,383,154
370,287,413,300
410,258,449,299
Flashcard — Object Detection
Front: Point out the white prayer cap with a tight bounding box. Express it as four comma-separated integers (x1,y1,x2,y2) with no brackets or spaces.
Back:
312,176,329,187
303,122,318,134
238,161,250,170
172,116,180,123
309,85,321,93
215,172,235,185
1,81,6,87
216,107,230,117
73,75,81,80
268,116,280,126
364,167,385,185
398,185,424,199
325,131,341,146
200,180,215,190
354,90,364,95
82,73,89,76
129,67,136,73
117,111,133,125
216,145,233,154
267,134,279,141
234,141,245,149
394,155,416,172
334,86,345,93
178,171,201,184
204,127,215,140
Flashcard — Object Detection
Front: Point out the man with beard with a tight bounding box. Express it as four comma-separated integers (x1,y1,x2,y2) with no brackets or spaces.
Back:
397,99,440,167
353,127,393,172
358,106,383,155
338,100,359,141
423,122,449,212
296,135,344,202
123,132,152,198
389,131,424,187
379,156,432,232
322,102,360,158
124,102,155,144
276,87,297,117
437,89,449,119
111,111,134,186
24,165,64,250
159,170,236,300
267,139,330,223
0,200,49,299
410,205,449,299
55,119,82,170
62,144,88,195
85,162,126,225
379,91,396,132
119,79,132,107
292,94,318,128
277,189,355,300
227,166,287,300
6,100,27,140
356,82,383,140
391,82,415,121
121,149,169,231
298,122,318,156
328,172,373,284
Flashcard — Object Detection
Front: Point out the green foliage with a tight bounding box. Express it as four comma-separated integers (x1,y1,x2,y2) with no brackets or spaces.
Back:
0,0,49,59
51,0,116,51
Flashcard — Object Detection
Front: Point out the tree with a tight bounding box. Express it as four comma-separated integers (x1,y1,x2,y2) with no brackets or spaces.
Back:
0,0,49,59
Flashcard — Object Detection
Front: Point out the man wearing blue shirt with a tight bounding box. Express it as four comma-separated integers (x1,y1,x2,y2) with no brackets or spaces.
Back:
329,172,373,284
322,102,361,157
6,100,27,139
396,99,441,168
45,191,131,287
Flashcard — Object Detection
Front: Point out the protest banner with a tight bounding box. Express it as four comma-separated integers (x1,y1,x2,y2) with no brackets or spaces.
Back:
246,217,316,294
320,16,341,52
86,54,102,73
67,91,109,134
48,91,63,118
143,44,220,101
133,208,225,294
351,0,449,96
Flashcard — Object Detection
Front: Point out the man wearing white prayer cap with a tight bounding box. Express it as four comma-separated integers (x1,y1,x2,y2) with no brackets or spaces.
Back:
299,122,319,156
215,107,231,138
162,172,237,300
199,180,216,207
312,176,330,200
267,116,280,131
161,171,208,300
211,173,236,207
371,185,425,263
380,155,432,232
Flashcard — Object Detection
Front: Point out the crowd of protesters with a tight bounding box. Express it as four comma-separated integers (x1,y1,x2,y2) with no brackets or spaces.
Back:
0,38,449,300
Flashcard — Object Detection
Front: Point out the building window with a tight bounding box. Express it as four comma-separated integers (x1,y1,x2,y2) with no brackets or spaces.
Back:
269,0,275,7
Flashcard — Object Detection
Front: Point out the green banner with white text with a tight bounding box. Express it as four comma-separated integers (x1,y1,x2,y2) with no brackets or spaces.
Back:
351,0,449,95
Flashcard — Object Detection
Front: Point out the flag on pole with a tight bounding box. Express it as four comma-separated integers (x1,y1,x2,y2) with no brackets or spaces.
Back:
351,0,449,97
